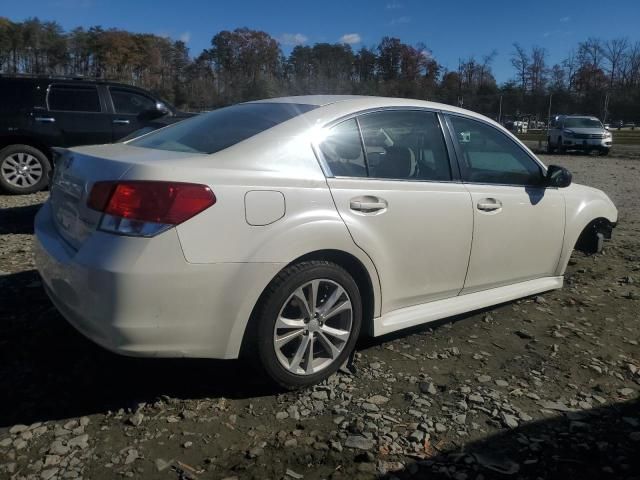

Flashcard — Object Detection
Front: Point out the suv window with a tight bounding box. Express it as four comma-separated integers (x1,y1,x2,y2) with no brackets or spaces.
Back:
131,102,317,154
0,80,35,112
358,110,451,181
449,115,543,186
111,88,156,115
319,119,367,177
48,84,101,112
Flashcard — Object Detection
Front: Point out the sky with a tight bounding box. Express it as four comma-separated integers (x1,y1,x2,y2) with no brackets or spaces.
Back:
3,0,640,83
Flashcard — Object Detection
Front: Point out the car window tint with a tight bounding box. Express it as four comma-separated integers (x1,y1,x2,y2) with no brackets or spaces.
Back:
319,119,367,177
358,110,451,181
131,102,317,154
111,89,156,115
0,80,35,112
564,117,602,128
48,85,100,112
449,116,543,186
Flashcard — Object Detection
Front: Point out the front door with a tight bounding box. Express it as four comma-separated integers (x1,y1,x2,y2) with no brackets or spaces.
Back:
446,114,565,293
321,110,473,314
108,87,158,141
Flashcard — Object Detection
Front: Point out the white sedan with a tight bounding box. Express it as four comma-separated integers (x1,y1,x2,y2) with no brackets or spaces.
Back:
34,96,617,388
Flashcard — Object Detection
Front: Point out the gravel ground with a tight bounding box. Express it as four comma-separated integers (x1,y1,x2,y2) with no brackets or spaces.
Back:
0,151,639,480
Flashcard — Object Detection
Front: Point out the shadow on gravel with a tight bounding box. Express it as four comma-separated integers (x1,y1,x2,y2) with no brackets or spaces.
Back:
382,398,640,480
0,270,279,428
0,203,42,234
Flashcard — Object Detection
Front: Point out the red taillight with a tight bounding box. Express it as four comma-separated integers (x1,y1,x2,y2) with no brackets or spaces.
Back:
88,181,216,225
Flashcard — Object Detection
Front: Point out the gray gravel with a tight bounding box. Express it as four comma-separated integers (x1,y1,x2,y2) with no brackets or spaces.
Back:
0,154,639,479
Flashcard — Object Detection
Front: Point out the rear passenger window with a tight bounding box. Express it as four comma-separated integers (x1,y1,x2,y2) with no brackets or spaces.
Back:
358,110,451,181
319,119,367,177
48,85,101,112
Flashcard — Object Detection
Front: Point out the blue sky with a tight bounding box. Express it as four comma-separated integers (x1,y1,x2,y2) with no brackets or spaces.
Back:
4,0,640,82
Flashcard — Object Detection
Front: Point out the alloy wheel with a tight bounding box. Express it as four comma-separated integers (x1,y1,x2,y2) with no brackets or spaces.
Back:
273,279,353,375
1,152,44,188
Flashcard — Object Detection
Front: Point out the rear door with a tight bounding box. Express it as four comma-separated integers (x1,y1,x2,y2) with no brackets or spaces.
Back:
46,83,112,147
445,114,565,293
107,87,158,141
321,109,473,314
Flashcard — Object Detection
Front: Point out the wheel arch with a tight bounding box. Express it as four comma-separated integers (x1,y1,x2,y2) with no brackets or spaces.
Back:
238,248,380,360
0,135,53,160
574,217,615,254
555,193,618,275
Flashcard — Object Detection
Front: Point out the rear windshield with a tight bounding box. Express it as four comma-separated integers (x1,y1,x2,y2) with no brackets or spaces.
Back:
564,117,602,129
129,102,317,154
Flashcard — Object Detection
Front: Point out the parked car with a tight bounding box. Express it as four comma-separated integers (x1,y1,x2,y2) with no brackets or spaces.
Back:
34,95,617,388
0,75,191,194
547,115,612,155
513,120,528,133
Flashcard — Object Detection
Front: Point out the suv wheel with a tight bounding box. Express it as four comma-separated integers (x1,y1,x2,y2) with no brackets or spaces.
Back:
546,137,555,153
251,261,362,389
0,144,51,194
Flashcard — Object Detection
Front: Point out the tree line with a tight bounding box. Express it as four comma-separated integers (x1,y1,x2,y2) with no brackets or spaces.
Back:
1,17,639,122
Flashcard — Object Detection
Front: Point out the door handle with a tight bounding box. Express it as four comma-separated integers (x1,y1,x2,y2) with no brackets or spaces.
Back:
350,197,388,212
35,117,56,123
112,119,130,125
477,198,502,212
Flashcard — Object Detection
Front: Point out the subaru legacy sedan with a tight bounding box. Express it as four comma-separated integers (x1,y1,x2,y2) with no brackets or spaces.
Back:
34,96,617,388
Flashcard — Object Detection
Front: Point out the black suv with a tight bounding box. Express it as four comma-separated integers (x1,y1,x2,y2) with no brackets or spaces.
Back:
0,75,190,194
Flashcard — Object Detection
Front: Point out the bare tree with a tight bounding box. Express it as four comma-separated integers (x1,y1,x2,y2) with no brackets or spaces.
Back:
511,43,529,91
603,37,629,89
528,46,547,93
478,50,497,88
562,50,578,92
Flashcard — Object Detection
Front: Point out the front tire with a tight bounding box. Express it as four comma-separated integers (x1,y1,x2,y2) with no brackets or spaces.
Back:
251,261,362,389
546,137,555,153
0,144,51,194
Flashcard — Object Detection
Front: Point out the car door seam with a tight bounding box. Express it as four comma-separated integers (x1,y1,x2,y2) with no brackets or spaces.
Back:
323,176,383,317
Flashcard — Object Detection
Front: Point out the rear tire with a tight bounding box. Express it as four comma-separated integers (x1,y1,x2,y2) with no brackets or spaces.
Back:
249,260,362,389
0,144,51,194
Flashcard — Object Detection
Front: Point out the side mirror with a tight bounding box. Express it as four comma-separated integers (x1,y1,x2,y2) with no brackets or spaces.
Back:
156,102,170,116
137,102,171,122
546,165,572,188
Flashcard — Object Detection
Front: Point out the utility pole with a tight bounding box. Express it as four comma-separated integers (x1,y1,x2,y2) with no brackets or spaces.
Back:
498,95,503,124
546,93,553,147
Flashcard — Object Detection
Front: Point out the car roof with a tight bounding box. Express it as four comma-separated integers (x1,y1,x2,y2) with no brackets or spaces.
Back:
0,74,151,91
249,95,367,107
559,115,599,120
248,95,488,120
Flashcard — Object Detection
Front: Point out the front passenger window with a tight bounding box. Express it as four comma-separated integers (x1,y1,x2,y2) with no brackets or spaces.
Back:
449,116,543,186
111,89,156,115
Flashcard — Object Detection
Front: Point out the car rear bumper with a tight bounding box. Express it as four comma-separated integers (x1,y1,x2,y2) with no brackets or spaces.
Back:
34,202,283,359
